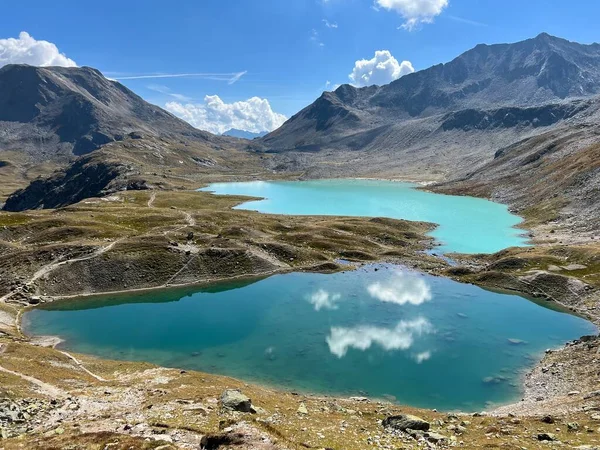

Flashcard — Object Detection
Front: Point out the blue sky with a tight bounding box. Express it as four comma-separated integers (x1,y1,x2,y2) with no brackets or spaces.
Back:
1,0,599,133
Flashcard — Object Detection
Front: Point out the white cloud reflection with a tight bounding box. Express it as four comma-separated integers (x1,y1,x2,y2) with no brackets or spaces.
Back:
414,350,432,364
367,271,432,306
308,289,341,311
326,317,433,358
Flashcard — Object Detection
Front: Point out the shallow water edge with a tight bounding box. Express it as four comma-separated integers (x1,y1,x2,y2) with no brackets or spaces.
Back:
23,263,596,412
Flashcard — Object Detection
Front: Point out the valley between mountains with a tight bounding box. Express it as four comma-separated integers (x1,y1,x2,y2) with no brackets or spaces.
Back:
0,33,599,449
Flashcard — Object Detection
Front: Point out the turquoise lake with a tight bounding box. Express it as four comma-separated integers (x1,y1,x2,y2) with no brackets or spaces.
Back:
24,264,596,411
199,179,529,254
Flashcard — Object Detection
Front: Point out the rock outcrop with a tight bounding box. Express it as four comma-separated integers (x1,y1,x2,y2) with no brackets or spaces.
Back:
382,414,431,432
220,390,256,413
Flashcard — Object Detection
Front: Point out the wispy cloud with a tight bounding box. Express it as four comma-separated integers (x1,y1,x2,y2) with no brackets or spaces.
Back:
111,71,248,84
310,29,325,47
227,70,247,84
447,15,488,27
146,84,192,102
322,19,338,29
325,80,341,91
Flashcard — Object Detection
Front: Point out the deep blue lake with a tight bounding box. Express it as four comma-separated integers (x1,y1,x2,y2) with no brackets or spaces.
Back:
24,264,595,411
199,179,529,254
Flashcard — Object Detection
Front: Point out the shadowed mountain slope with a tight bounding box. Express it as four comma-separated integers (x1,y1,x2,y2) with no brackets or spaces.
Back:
0,64,236,160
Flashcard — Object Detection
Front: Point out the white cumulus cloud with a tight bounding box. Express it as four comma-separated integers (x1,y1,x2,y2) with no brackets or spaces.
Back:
367,271,432,306
375,0,449,30
308,289,341,311
326,317,433,358
349,50,414,87
165,95,287,135
0,31,77,68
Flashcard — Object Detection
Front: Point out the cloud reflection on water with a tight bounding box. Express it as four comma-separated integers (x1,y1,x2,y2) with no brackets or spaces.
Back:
326,317,433,358
308,289,341,311
367,271,432,306
414,351,432,364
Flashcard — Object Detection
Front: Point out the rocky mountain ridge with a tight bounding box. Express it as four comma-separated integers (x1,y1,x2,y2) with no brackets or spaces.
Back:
0,64,237,161
2,33,600,223
256,33,600,179
261,33,600,150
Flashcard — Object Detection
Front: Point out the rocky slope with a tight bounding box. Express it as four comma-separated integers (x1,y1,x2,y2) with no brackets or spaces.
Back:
1,190,599,449
5,34,600,212
0,64,235,160
255,33,600,180
433,102,600,234
2,134,266,212
0,64,249,204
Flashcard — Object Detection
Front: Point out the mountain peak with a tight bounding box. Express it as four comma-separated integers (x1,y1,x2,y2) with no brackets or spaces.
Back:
535,32,555,41
0,64,223,159
259,33,600,154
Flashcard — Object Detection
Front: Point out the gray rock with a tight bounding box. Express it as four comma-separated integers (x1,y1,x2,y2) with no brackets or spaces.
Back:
220,390,255,413
383,414,430,432
425,431,448,443
0,402,20,423
541,415,555,424
584,390,600,399
537,432,557,441
406,429,425,440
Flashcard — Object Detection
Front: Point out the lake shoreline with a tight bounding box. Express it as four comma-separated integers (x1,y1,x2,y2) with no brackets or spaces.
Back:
1,183,598,450
18,255,598,416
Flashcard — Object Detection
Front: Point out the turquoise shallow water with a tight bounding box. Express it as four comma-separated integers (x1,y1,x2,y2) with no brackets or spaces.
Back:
199,179,529,254
24,264,596,411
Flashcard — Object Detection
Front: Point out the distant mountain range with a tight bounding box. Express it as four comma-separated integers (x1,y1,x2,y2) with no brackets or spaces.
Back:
1,33,599,232
234,34,600,199
222,129,267,139
261,33,600,153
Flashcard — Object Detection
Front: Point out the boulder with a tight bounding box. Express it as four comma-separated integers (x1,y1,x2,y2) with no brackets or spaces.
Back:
425,431,448,443
537,432,557,441
220,390,255,413
0,401,21,423
383,414,430,432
